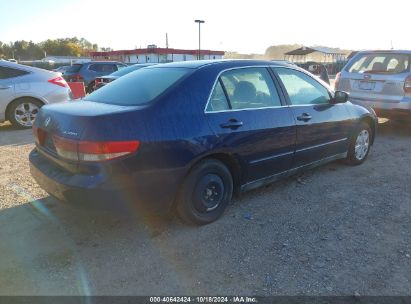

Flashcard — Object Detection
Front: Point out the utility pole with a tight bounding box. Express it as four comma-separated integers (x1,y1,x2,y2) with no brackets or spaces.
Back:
194,20,205,60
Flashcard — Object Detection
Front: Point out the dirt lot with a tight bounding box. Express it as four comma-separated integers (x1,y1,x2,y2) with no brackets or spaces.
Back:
0,120,410,296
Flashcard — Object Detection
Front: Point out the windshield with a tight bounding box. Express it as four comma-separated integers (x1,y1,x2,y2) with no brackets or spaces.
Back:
347,53,410,74
85,67,190,105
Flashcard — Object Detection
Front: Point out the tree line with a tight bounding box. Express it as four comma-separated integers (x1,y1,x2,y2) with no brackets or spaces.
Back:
0,37,104,61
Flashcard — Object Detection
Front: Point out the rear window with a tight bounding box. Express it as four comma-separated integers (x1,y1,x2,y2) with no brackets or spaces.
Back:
0,66,29,79
85,67,190,105
65,64,82,73
347,53,410,74
110,65,146,77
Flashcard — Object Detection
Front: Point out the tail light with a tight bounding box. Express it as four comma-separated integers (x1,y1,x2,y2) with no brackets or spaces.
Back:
404,76,411,94
32,126,47,145
334,72,341,90
48,76,68,88
52,135,140,162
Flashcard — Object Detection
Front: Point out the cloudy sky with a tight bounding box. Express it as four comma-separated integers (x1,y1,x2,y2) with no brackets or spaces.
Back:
0,0,409,53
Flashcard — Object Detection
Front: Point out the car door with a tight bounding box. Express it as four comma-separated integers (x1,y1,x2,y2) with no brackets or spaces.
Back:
0,66,17,119
205,67,296,182
273,67,352,167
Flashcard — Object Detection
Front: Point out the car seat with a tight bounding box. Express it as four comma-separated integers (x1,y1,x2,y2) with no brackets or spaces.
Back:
232,81,257,102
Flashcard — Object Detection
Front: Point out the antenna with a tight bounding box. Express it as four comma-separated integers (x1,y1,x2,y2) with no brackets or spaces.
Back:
166,33,169,48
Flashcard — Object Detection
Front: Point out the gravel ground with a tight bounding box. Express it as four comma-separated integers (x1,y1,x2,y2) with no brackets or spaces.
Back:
0,120,410,296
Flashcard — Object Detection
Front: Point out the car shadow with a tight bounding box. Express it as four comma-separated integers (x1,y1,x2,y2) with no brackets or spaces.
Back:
0,122,34,146
0,195,191,295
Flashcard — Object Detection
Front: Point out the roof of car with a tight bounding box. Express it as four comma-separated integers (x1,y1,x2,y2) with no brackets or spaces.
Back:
0,60,56,74
146,59,293,69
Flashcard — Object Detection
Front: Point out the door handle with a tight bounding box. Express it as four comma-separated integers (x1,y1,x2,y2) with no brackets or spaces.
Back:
0,85,12,90
297,113,312,122
220,119,243,130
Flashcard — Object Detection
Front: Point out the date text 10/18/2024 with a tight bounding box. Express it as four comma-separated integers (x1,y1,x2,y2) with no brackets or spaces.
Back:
149,296,258,303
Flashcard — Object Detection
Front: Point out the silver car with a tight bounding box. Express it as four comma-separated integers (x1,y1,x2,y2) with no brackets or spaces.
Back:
0,60,72,128
336,50,411,120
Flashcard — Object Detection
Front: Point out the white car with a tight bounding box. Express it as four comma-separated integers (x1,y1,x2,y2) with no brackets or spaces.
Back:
0,61,72,128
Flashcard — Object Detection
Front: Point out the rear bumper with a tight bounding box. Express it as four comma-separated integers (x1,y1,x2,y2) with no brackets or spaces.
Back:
43,87,72,104
29,149,185,214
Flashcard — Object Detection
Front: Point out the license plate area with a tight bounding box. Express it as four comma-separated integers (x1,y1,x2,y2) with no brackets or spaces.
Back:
359,81,376,90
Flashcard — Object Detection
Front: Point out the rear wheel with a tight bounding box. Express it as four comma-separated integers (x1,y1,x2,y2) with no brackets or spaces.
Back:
346,122,372,165
8,98,43,129
177,159,233,225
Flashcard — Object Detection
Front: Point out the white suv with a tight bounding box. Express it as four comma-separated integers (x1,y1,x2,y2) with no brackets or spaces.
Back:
336,50,411,120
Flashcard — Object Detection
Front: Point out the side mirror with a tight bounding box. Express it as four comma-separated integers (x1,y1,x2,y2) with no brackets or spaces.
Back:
332,91,349,104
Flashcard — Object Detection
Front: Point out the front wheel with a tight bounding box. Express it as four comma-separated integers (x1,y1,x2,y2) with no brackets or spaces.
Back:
177,159,233,225
346,122,372,165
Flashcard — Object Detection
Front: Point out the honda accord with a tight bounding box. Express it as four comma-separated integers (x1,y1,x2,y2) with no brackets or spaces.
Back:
30,60,377,225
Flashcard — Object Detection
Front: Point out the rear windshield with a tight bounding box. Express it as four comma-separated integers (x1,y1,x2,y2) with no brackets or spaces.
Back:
347,53,410,74
109,64,147,77
85,67,190,105
65,64,82,73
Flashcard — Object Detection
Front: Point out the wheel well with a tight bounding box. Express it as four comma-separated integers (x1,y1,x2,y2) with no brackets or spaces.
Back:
5,97,44,121
190,153,244,194
361,116,376,144
206,153,243,192
170,153,244,213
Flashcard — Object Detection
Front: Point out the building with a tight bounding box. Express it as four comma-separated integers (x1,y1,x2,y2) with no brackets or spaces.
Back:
284,46,347,63
41,56,92,64
90,46,225,64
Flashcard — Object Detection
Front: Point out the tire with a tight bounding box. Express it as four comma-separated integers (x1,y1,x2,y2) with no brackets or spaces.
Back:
346,122,372,165
8,98,43,129
177,159,233,225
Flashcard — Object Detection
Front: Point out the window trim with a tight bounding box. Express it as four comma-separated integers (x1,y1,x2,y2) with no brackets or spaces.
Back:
204,66,288,114
271,66,334,107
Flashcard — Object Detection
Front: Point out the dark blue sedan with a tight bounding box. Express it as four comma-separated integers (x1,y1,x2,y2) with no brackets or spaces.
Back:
29,60,377,224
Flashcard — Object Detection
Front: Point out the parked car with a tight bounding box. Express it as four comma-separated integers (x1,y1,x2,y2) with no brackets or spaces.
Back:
63,61,127,93
0,60,71,128
53,65,71,75
30,60,376,225
94,63,156,90
297,61,330,84
335,50,411,120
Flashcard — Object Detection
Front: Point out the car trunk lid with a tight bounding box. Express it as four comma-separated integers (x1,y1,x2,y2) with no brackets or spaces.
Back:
33,101,144,164
340,72,407,103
